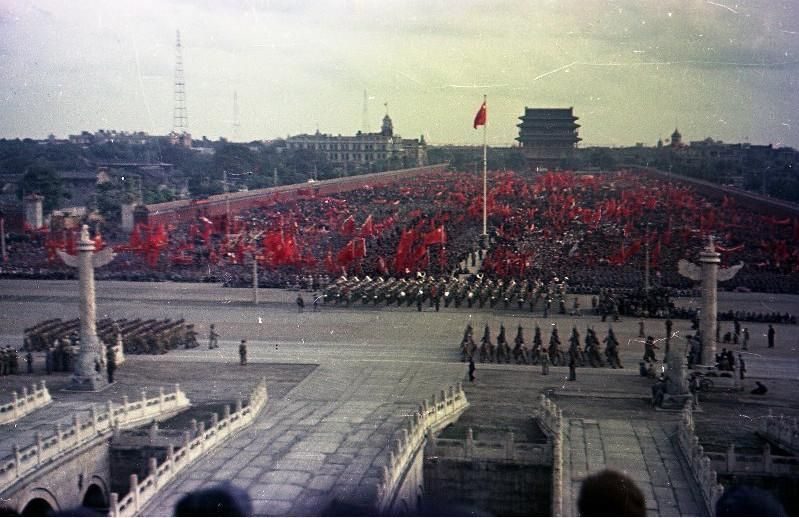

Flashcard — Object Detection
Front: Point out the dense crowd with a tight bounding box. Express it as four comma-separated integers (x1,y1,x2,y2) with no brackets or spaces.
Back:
2,169,798,295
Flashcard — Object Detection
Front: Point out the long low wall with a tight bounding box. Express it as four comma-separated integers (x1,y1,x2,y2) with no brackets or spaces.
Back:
633,166,799,218
144,164,449,226
0,385,190,495
677,402,724,515
110,378,268,517
0,381,51,425
537,395,564,517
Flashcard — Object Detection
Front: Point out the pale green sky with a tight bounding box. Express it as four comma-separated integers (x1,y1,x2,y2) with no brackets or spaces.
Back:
1,0,798,147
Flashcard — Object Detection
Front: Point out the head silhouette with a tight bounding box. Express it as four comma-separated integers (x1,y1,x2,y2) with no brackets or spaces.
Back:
578,469,646,516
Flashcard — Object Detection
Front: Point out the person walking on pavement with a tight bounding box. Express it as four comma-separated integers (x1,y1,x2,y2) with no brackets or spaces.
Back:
742,328,750,350
569,351,577,381
209,324,220,350
541,350,550,375
638,321,645,338
239,340,248,366
739,354,746,380
468,357,475,382
107,351,116,384
767,325,775,348
296,294,305,313
25,350,33,374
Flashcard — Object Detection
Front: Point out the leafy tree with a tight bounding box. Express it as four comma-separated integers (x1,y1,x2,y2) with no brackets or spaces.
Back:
17,162,66,212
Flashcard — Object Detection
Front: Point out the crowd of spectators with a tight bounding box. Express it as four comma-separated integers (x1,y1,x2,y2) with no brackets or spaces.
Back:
1,169,798,296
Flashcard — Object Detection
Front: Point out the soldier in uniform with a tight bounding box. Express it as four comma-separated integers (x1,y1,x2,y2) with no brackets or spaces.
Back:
297,294,305,313
604,327,622,368
643,336,658,363
531,325,543,365
107,351,116,384
541,348,550,375
568,327,582,367
209,324,220,350
239,340,248,366
548,325,562,365
742,328,750,350
26,350,33,374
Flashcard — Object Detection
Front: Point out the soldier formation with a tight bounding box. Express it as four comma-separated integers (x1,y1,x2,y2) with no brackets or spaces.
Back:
459,322,624,370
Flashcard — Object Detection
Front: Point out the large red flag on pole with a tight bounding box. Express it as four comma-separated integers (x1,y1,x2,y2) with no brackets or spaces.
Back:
474,95,488,237
473,100,487,129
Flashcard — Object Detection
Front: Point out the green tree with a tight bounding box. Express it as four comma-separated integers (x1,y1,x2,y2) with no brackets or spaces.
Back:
17,162,66,213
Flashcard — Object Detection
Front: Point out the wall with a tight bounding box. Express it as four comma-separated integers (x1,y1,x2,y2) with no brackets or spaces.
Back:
1,436,110,514
143,164,449,226
424,458,552,516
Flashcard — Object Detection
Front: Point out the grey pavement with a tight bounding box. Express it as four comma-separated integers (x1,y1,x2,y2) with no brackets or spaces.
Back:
563,418,707,517
142,360,462,515
1,280,798,516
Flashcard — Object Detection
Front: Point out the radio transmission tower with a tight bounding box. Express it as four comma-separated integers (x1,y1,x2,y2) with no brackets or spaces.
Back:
173,30,188,135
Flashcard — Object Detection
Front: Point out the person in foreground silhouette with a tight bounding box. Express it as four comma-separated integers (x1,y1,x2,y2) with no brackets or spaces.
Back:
715,484,786,516
577,469,646,516
174,483,252,516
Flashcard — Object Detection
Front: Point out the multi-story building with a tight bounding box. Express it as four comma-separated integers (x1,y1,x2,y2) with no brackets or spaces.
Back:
285,112,427,171
516,107,581,170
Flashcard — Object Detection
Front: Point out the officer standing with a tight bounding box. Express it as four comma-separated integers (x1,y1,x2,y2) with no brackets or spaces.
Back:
26,350,33,374
209,324,220,350
107,351,116,384
239,340,248,366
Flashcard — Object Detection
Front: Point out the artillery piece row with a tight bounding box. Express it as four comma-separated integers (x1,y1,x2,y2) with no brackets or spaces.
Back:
24,318,199,355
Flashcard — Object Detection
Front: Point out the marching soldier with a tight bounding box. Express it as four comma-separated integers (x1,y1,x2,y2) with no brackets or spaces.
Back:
643,336,658,363
604,327,623,368
107,350,116,384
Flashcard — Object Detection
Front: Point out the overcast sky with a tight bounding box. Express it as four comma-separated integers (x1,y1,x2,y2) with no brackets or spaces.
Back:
1,0,798,147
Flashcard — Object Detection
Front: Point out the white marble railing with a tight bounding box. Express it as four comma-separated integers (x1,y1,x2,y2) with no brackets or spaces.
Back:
758,411,799,455
677,402,724,515
0,385,190,494
375,383,469,515
538,394,564,517
431,432,552,465
109,378,268,517
0,381,51,425
707,442,799,476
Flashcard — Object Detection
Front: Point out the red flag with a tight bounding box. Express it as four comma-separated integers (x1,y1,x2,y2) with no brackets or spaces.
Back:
473,100,487,129
359,214,375,238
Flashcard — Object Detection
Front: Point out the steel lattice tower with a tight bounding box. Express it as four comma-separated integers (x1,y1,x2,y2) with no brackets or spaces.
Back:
173,30,188,135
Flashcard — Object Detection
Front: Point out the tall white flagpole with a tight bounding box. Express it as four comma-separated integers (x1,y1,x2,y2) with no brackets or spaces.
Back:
482,94,488,238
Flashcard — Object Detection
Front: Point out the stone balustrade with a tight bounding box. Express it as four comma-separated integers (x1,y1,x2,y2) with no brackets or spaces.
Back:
677,402,724,515
758,411,799,455
0,381,51,425
430,433,552,465
537,394,564,517
707,442,799,476
109,378,268,517
0,385,189,494
375,383,469,515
